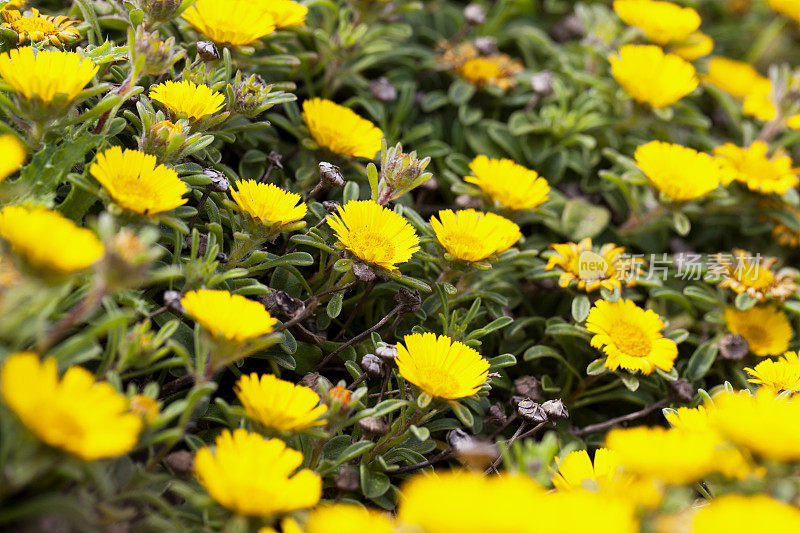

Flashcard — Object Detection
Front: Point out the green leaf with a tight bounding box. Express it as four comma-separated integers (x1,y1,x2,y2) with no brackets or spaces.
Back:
571,295,591,322
586,358,608,376
734,292,757,311
487,353,516,370
672,211,691,236
450,400,474,428
409,425,430,442
327,293,343,319
560,199,610,240
687,341,718,381
620,374,639,391
360,464,391,499
448,79,476,105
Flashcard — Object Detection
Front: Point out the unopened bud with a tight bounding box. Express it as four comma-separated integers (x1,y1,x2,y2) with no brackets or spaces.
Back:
361,353,385,377
196,41,220,61
319,162,345,187
134,26,184,76
358,416,389,438
541,399,569,420
139,0,183,23
328,385,352,409
463,3,486,25
514,376,543,402
517,398,547,424
719,334,748,360
378,140,433,204
231,72,281,117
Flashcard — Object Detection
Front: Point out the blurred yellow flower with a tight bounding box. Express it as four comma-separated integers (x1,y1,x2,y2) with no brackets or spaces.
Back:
552,448,622,491
305,505,394,533
0,352,142,460
235,373,327,431
545,238,642,293
543,489,640,533
746,351,800,393
182,0,276,45
694,494,800,533
712,249,796,301
586,299,678,375
194,428,321,517
456,54,523,90
634,141,720,201
715,141,799,195
327,200,419,271
302,98,383,159
1,7,80,46
672,31,713,60
0,47,97,104
231,180,307,226
431,209,520,262
181,289,277,343
613,0,701,44
262,0,308,28
742,81,777,121
766,0,800,23
610,45,698,108
396,332,489,399
129,394,159,423
149,80,225,121
90,146,188,215
465,155,550,211
724,305,792,356
704,57,768,99
0,134,26,181
0,205,104,274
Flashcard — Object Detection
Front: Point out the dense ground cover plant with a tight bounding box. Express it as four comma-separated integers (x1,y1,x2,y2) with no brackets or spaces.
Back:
3,0,800,531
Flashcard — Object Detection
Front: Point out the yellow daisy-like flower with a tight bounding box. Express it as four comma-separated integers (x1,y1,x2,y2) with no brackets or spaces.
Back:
149,80,225,121
746,351,800,393
302,98,383,159
0,134,26,181
194,428,321,517
231,180,307,226
613,0,701,45
634,141,721,201
305,505,394,533
609,45,698,108
766,0,800,23
327,200,419,271
235,373,327,432
712,249,796,301
704,57,768,99
465,155,550,211
0,352,142,460
694,494,800,533
545,238,642,293
724,306,792,356
129,394,159,423
181,289,277,343
430,209,521,262
715,141,799,195
89,146,188,215
456,55,523,91
543,489,639,533
0,205,104,274
552,448,620,491
395,332,489,400
182,0,276,46
671,31,714,61
741,80,777,121
262,0,308,28
1,8,80,47
585,298,678,375
0,47,97,104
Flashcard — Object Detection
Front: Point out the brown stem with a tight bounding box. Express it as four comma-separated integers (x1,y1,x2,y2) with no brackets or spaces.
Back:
619,205,666,234
391,448,452,475
573,398,668,437
314,305,401,371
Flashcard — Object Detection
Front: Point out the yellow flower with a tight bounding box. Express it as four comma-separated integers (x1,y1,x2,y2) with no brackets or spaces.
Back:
634,141,720,201
395,332,489,400
543,490,640,533
671,31,713,61
694,494,800,533
305,505,394,533
0,205,103,274
129,394,159,423
766,0,800,23
456,55,523,90
609,45,698,108
149,80,225,121
89,146,188,215
235,373,327,431
327,200,419,271
398,470,542,533
724,306,792,356
586,299,678,375
613,0,701,45
194,428,321,517
1,7,80,46
0,352,142,460
771,204,800,247
262,0,308,28
552,448,621,491
715,141,799,195
712,249,796,301
302,98,383,159
545,238,642,293
465,155,550,211
182,0,276,46
0,134,26,181
746,351,800,393
704,57,768,99
231,180,307,226
181,289,277,343
430,209,521,262
0,47,97,104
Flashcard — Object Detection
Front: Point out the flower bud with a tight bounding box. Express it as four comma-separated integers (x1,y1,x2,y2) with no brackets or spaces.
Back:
328,385,352,410
133,26,184,76
377,140,433,204
138,0,184,23
231,71,280,117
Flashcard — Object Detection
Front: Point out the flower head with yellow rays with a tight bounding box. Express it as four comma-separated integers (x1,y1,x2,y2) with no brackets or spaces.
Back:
182,0,276,46
302,98,383,159
465,155,550,211
545,238,643,293
724,305,792,356
585,298,678,375
634,141,721,201
704,57,768,99
671,31,713,61
0,352,142,460
180,289,277,343
235,373,327,432
194,428,321,517
0,205,104,275
439,41,523,91
712,250,796,301
0,134,25,181
395,332,489,400
149,80,225,121
90,146,187,216
613,0,701,45
0,47,97,105
609,45,698,108
1,8,80,46
766,0,800,23
327,200,419,271
715,141,799,195
304,505,394,533
746,351,800,393
694,494,800,533
431,209,520,262
262,0,308,28
231,180,307,227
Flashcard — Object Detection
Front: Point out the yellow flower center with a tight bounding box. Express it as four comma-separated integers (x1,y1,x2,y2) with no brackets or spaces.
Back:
609,321,652,357
10,16,56,34
418,365,458,396
733,263,774,290
348,228,396,264
740,324,767,346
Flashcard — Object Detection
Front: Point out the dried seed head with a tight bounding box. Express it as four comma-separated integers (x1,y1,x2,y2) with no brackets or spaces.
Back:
375,344,398,362
530,70,555,95
300,372,321,391
335,466,359,492
196,41,220,61
361,353,385,377
259,290,305,318
486,403,507,425
369,77,398,102
322,200,341,214
319,162,346,187
395,288,422,314
203,168,230,192
463,3,486,25
514,376,543,402
517,398,547,424
352,262,376,282
358,416,389,438
163,290,184,313
447,429,499,469
541,399,569,420
474,36,498,55
165,450,194,477
266,150,284,169
668,378,695,404
719,334,748,360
